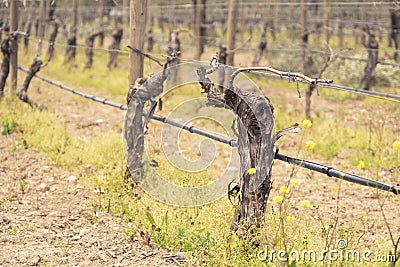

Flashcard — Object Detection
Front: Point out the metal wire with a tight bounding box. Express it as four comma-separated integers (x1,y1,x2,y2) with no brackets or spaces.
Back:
243,70,400,102
17,65,128,110
17,64,399,195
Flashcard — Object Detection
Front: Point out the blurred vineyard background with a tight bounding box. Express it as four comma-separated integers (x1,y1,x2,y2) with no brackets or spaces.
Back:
1,0,400,87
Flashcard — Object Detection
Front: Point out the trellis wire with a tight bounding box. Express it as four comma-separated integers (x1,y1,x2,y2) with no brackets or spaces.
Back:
244,70,400,102
17,64,399,195
27,34,400,69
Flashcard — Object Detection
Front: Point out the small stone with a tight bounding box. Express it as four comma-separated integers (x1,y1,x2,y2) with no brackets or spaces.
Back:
89,254,98,261
66,175,77,182
50,185,57,192
94,188,105,194
71,235,81,241
39,183,48,191
79,228,90,236
41,228,52,234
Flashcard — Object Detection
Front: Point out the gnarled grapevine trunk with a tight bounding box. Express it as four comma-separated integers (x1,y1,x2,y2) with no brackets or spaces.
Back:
252,23,267,66
167,31,181,83
360,27,379,90
125,64,169,185
108,28,123,69
197,66,275,231
0,37,11,95
85,31,103,69
47,22,59,59
17,57,43,107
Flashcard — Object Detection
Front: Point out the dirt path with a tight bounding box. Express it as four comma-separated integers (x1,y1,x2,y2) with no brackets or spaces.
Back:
0,133,184,266
0,78,185,266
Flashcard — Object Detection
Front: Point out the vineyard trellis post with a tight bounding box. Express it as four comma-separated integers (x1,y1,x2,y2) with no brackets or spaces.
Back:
126,0,148,183
390,5,400,62
226,0,237,66
324,0,330,44
338,10,345,49
301,0,314,119
194,0,206,60
23,3,33,51
98,0,105,47
45,0,50,26
65,0,78,63
10,0,18,91
37,0,46,57
123,0,128,28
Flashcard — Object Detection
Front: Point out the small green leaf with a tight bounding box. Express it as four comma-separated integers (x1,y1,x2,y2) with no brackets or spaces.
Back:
146,211,157,227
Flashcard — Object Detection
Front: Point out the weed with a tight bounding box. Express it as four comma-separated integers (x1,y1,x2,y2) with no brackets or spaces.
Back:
1,118,19,136
19,180,28,194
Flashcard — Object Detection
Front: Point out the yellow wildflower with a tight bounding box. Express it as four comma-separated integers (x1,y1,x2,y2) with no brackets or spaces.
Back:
286,216,295,223
248,168,256,175
300,200,310,208
393,140,400,150
357,160,365,169
273,195,284,204
302,119,313,128
305,140,316,150
279,186,290,195
290,178,301,186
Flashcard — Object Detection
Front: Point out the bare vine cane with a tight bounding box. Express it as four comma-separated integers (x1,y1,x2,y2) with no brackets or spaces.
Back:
123,46,175,187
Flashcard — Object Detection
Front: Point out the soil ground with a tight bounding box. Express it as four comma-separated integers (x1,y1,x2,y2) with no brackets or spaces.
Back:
1,69,399,266
0,80,185,267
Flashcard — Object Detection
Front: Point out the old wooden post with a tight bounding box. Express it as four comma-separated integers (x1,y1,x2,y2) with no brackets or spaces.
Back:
10,0,18,91
37,0,46,57
338,10,345,49
324,0,330,45
226,0,237,66
194,0,206,60
130,0,147,84
301,0,312,76
390,5,400,62
23,4,33,51
123,0,128,28
302,0,315,119
65,0,78,63
125,0,147,183
98,0,105,46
